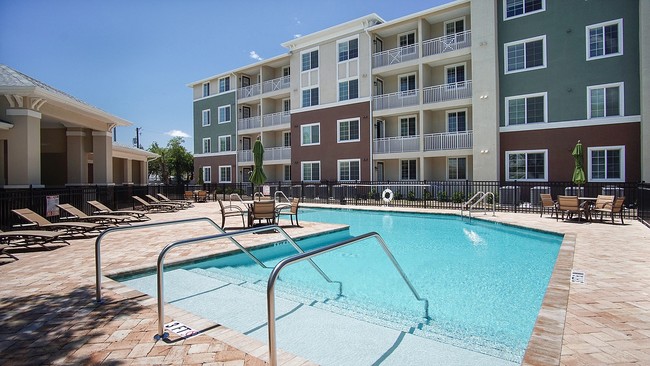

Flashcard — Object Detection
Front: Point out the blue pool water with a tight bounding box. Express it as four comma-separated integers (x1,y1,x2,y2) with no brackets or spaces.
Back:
118,208,563,364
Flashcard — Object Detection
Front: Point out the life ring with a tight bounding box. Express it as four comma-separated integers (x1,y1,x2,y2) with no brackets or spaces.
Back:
382,189,394,203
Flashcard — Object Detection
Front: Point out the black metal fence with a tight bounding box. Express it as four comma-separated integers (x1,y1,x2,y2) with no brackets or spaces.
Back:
1,180,646,230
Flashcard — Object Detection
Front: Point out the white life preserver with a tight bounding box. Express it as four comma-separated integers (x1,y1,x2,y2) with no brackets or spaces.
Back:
382,188,394,203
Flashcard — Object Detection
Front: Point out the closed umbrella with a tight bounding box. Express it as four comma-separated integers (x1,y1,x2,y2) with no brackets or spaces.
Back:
249,139,267,196
572,140,586,186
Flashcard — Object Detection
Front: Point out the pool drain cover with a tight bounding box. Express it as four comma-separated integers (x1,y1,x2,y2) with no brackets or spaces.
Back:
570,270,585,284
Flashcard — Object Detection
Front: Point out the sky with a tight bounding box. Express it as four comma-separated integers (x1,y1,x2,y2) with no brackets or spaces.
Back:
0,0,448,153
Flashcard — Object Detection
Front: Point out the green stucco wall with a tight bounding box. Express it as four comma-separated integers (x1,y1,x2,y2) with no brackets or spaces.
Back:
192,91,237,153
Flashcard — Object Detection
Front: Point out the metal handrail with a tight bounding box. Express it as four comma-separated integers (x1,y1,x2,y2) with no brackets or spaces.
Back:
461,191,496,220
229,193,246,208
154,224,342,340
266,231,429,366
274,190,290,205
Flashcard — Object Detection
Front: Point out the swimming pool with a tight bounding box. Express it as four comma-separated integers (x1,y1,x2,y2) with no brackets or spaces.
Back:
117,208,562,365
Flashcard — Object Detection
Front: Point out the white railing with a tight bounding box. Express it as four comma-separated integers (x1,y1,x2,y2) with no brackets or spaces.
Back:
422,30,472,57
237,116,262,130
262,75,291,94
237,84,261,99
424,130,473,151
372,44,419,68
423,80,472,104
265,146,291,161
372,89,420,111
238,149,253,163
262,111,290,127
373,135,420,154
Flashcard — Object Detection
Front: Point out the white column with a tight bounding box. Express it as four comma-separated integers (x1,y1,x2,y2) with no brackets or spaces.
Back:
92,131,114,185
66,129,88,184
6,109,42,187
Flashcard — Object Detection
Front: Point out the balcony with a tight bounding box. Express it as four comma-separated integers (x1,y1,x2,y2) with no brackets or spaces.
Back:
424,130,473,151
372,90,420,111
237,116,262,130
237,75,290,99
423,81,472,104
372,44,419,68
262,111,290,128
422,30,472,57
373,135,420,154
238,146,291,163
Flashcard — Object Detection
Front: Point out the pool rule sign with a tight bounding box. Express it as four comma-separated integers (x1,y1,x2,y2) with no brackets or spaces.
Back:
164,321,199,338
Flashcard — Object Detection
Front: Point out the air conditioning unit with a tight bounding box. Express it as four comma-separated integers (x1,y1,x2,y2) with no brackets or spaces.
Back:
499,186,520,205
530,186,550,206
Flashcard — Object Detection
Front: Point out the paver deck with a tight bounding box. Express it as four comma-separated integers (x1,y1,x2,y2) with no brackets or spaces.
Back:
0,201,648,365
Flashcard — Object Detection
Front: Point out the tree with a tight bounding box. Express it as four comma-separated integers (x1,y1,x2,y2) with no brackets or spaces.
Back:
148,137,193,184
148,142,169,184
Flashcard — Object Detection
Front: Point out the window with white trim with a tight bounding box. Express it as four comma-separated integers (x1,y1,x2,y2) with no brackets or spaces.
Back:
218,105,231,123
338,159,360,181
445,63,466,85
399,73,417,95
447,110,468,132
444,17,465,35
202,166,212,183
505,92,547,125
338,118,360,143
400,116,417,137
219,165,232,183
283,165,291,181
338,38,359,62
504,0,545,20
506,149,547,181
202,82,210,97
218,77,230,93
283,132,291,147
587,19,623,60
301,123,320,146
202,109,211,127
302,87,319,107
338,79,359,101
202,138,211,154
302,161,320,181
505,36,546,74
588,146,624,182
218,135,231,152
448,157,467,180
399,31,416,47
301,49,319,71
588,82,623,119
401,159,417,180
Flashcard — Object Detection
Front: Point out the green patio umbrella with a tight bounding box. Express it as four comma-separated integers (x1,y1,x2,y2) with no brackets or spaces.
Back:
572,140,586,186
249,139,267,195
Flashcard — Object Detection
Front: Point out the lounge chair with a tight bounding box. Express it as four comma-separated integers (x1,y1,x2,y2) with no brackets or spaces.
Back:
0,244,18,261
539,193,557,218
11,208,102,236
132,196,178,212
217,199,247,229
250,200,276,226
157,193,194,208
556,195,587,222
0,228,70,251
57,203,132,226
593,196,625,224
145,194,187,209
87,200,150,221
276,198,301,227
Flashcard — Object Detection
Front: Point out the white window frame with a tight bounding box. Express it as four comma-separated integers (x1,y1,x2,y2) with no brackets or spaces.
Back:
587,82,624,119
283,165,291,181
338,79,359,102
505,92,548,125
338,159,361,182
399,115,418,137
337,118,361,143
202,138,211,154
337,36,359,62
444,62,467,86
503,0,546,20
398,30,417,47
301,161,321,182
218,77,230,93
587,145,625,183
202,166,212,183
504,35,547,74
219,165,232,183
447,156,468,180
218,105,231,124
398,72,417,95
202,82,210,97
505,149,548,182
301,123,320,146
400,159,418,180
218,135,231,152
301,87,319,108
586,19,623,61
444,17,466,35
283,131,291,147
301,47,319,72
446,109,469,133
202,109,211,127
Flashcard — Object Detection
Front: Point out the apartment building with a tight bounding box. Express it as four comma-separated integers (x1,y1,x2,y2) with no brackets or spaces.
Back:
189,0,648,185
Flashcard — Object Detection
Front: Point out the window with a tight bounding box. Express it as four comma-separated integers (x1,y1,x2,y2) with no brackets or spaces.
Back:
218,135,231,152
399,31,416,47
400,116,417,137
505,36,546,73
588,146,624,182
283,132,291,147
218,105,231,123
444,18,465,35
587,19,623,60
505,92,547,125
283,165,291,181
301,123,320,146
447,110,467,132
338,38,359,62
302,87,319,107
283,66,290,77
301,49,319,71
446,64,466,86
401,160,417,180
202,109,211,126
504,0,545,19
338,79,359,101
218,77,230,93
302,161,320,181
219,166,232,183
202,82,210,97
588,82,623,118
338,159,361,181
448,157,467,180
202,166,212,183
399,73,417,95
506,150,547,181
338,118,360,143
283,98,291,113
202,138,211,154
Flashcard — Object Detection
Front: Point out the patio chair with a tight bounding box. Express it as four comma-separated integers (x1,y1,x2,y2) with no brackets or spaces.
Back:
87,200,150,221
157,193,194,208
556,195,587,222
196,190,208,203
276,198,301,227
11,208,102,237
132,196,178,212
0,228,70,251
184,191,195,202
593,196,625,224
217,199,247,229
539,193,557,218
145,194,187,209
57,203,131,226
250,200,276,226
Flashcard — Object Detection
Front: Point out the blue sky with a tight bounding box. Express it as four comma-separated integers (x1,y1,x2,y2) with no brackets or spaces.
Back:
0,0,447,152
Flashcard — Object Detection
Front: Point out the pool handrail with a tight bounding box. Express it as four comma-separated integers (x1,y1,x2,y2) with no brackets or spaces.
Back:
154,224,342,340
461,191,496,220
273,190,291,205
228,193,246,209
94,217,268,304
266,231,430,366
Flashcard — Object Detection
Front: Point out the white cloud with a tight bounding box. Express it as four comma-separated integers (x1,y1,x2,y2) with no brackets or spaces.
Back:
294,17,301,25
166,130,190,138
249,50,263,61
294,34,302,38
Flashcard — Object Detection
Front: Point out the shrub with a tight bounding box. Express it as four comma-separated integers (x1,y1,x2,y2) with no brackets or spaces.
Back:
452,191,465,203
437,191,448,202
423,189,432,200
407,190,416,201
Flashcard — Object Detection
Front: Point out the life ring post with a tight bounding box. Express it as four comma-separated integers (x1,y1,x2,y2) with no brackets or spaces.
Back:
382,189,394,204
